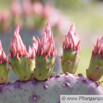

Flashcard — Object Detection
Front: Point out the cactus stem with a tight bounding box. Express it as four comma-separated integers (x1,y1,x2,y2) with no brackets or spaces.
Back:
78,73,83,76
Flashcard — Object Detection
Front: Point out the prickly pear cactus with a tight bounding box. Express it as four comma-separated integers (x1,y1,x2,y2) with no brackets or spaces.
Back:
0,73,103,103
87,37,103,81
34,21,57,81
0,22,103,103
62,23,80,74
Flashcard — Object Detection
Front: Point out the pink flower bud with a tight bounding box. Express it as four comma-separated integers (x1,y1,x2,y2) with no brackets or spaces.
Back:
63,23,80,52
9,26,27,59
0,41,8,64
28,46,36,58
37,21,57,58
92,37,103,56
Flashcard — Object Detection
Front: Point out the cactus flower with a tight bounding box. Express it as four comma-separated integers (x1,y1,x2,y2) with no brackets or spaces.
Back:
9,26,32,81
62,23,80,74
34,21,57,81
87,37,103,81
0,41,9,84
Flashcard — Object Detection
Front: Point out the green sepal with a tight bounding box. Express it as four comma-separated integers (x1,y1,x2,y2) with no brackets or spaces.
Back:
34,55,55,81
87,54,103,81
0,63,9,84
62,49,80,74
10,56,32,81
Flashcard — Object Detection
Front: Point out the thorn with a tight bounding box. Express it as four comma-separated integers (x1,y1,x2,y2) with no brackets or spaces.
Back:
95,81,101,86
28,62,30,65
37,61,39,65
1,78,3,80
43,85,48,89
34,68,35,70
83,79,88,82
68,60,71,64
55,74,60,78
57,55,62,59
53,61,57,65
96,65,100,69
65,72,69,75
39,74,41,77
5,67,7,71
78,73,83,76
92,56,95,60
62,84,65,87
7,82,10,84
47,66,51,70
33,95,37,100
86,69,88,71
8,67,11,70
12,65,15,68
24,76,26,79
0,88,2,92
62,61,64,65
24,63,27,66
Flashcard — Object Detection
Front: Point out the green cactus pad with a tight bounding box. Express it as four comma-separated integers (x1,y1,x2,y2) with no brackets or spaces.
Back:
62,49,80,74
34,55,55,81
87,54,103,81
27,58,35,79
10,56,32,81
0,63,9,84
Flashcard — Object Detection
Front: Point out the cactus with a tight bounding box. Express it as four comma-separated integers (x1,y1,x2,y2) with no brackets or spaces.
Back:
0,41,9,84
0,22,103,103
61,23,81,74
87,37,103,81
34,21,57,81
0,73,103,103
9,26,35,81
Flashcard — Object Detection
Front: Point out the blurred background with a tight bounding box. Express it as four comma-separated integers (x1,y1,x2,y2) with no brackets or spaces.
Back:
0,0,103,86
